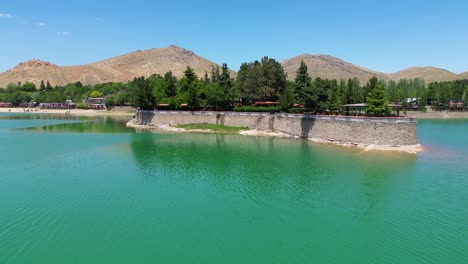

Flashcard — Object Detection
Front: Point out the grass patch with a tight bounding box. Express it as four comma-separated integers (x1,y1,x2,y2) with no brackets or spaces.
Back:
175,123,249,133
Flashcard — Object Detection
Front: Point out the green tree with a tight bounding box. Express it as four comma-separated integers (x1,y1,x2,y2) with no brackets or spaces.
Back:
45,81,53,92
22,82,37,92
40,80,46,91
90,90,103,98
365,83,390,116
364,76,379,102
279,82,294,112
180,67,200,110
105,95,115,107
294,60,313,104
130,77,156,110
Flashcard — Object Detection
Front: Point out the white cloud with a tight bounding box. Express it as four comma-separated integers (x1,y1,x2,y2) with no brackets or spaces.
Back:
57,31,70,35
0,13,13,18
38,22,47,27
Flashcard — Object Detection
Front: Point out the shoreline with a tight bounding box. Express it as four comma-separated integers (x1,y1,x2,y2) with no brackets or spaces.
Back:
126,119,423,154
0,107,134,117
404,111,468,119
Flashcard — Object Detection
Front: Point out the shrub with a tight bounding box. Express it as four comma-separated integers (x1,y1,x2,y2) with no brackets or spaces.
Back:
76,103,89,109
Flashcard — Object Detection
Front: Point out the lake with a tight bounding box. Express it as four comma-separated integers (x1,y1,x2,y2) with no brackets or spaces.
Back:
0,113,467,263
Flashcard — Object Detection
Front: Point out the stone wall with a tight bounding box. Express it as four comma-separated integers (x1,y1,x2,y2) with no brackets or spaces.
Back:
135,111,418,146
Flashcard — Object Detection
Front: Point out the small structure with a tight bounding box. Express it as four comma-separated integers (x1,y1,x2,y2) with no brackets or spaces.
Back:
0,102,13,108
253,101,278,107
85,97,105,110
157,103,170,110
449,101,465,111
405,98,421,110
40,102,76,109
341,103,403,116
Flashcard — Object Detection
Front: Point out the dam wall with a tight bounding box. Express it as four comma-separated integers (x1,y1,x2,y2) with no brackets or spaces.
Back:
135,111,418,146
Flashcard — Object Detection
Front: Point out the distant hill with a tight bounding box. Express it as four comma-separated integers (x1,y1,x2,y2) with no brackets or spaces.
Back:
458,71,468,80
0,45,229,87
281,54,467,84
281,54,389,83
390,67,459,83
1,46,466,87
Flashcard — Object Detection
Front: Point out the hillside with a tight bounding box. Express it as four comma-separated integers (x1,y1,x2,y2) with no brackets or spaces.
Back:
458,71,468,80
0,45,228,87
281,54,389,83
1,47,466,88
390,67,459,83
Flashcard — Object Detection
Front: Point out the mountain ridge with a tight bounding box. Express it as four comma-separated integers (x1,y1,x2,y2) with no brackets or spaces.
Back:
0,46,466,87
0,45,228,87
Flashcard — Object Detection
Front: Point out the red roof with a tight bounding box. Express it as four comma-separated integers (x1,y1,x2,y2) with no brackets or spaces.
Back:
254,101,278,106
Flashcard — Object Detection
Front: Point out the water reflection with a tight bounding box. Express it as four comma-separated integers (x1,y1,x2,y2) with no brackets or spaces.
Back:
129,132,417,216
16,116,133,134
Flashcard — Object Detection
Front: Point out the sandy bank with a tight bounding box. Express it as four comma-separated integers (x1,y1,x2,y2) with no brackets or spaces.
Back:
0,107,134,117
308,138,423,154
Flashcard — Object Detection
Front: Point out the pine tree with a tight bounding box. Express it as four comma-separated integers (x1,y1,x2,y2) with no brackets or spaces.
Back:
294,61,313,105
279,83,294,112
46,81,53,92
181,67,199,110
40,80,46,91
164,71,177,97
211,65,220,83
203,71,210,84
131,77,156,110
365,83,390,116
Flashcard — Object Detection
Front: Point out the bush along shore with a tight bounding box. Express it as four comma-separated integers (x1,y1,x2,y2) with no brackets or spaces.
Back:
1,56,467,116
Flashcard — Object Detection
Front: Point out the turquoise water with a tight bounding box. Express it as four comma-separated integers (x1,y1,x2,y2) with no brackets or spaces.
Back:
0,113,467,263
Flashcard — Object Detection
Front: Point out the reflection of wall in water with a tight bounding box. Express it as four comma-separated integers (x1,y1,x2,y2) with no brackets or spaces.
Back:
135,111,418,146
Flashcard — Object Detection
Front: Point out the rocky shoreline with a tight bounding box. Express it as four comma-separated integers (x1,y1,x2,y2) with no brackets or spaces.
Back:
126,119,423,154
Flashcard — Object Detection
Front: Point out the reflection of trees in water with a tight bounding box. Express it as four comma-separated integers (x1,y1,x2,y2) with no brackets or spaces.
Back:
129,132,417,208
18,116,132,133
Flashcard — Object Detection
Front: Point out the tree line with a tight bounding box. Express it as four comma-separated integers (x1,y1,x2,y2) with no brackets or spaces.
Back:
1,57,467,114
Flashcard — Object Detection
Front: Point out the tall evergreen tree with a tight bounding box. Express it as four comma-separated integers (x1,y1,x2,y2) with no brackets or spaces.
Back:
364,76,379,102
46,81,53,92
203,71,210,84
181,67,200,109
130,77,156,110
279,82,294,112
294,60,313,105
164,71,177,97
40,80,46,91
365,83,390,116
211,65,220,83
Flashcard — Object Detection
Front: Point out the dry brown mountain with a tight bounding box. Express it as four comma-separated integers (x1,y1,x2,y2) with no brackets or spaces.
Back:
390,67,459,83
0,45,229,87
458,71,468,80
281,54,467,83
281,54,389,83
1,47,466,87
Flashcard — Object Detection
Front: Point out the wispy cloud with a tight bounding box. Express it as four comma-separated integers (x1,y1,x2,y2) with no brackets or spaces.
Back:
0,13,13,18
57,31,70,35
38,22,47,27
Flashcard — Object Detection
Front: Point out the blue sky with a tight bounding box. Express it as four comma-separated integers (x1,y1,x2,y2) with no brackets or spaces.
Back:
1,0,467,73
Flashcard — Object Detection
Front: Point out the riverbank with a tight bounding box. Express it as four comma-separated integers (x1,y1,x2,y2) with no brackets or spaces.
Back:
0,107,134,116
